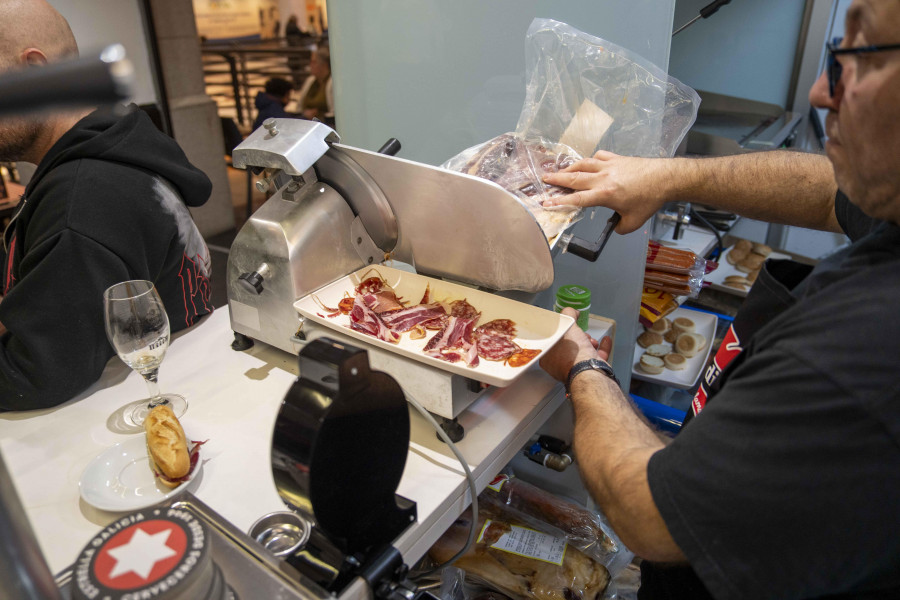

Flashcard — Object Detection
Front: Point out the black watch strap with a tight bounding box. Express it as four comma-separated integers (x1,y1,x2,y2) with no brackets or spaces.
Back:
565,358,620,394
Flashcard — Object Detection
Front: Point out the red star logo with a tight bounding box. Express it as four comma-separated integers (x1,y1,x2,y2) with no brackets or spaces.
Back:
93,520,187,589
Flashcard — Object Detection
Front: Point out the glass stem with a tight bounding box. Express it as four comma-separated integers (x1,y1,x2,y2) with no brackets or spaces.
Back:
141,368,164,407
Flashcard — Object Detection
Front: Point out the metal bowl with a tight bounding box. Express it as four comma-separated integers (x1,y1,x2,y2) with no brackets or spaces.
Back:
248,511,311,558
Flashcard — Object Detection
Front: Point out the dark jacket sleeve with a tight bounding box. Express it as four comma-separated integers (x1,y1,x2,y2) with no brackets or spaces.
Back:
0,228,130,410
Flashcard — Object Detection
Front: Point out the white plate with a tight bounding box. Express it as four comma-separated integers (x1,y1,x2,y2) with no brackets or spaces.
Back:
294,265,575,387
79,437,201,512
631,307,717,390
705,246,790,297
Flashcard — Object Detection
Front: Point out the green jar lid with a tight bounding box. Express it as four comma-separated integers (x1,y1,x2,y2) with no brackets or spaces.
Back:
556,285,591,308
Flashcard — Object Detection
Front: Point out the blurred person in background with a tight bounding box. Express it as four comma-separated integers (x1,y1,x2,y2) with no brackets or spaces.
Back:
252,76,294,131
295,46,333,125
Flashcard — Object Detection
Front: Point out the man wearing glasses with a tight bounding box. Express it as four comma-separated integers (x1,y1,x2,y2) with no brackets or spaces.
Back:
539,1,900,598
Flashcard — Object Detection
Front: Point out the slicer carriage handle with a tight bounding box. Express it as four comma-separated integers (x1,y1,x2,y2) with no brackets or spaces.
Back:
377,138,402,156
562,212,622,262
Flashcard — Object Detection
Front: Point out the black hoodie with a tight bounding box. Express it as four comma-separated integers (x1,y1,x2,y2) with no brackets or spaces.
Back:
0,105,213,411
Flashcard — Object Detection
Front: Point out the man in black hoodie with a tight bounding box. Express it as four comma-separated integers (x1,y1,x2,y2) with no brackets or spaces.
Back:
0,0,213,411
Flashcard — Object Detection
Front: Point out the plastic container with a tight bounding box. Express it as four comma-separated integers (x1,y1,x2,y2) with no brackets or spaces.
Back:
554,284,591,331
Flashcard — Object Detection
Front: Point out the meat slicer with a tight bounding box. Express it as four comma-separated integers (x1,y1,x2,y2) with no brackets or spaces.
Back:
226,118,559,427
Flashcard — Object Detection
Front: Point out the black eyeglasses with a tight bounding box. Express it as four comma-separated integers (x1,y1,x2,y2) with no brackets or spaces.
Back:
827,36,900,97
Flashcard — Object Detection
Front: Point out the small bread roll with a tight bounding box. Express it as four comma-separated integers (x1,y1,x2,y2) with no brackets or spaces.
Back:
746,269,759,283
725,275,751,285
664,328,679,344
736,254,765,273
672,317,695,335
645,343,669,357
637,330,664,348
726,248,748,266
724,275,751,291
639,354,665,375
675,332,700,357
733,239,753,253
689,332,707,352
647,317,671,335
144,405,190,487
751,242,772,257
664,352,687,371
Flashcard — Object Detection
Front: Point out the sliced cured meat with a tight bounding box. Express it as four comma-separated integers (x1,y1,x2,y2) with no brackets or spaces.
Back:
362,290,405,314
506,348,541,367
349,295,400,344
423,315,448,330
331,274,539,370
423,316,479,367
450,299,480,320
476,332,520,362
475,319,517,338
379,303,447,333
355,276,385,294
337,296,354,314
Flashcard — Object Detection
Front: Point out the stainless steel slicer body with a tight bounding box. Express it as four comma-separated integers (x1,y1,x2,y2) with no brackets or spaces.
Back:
226,118,557,419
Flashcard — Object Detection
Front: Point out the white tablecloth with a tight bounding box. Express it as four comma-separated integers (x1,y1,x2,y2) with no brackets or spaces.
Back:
0,307,570,576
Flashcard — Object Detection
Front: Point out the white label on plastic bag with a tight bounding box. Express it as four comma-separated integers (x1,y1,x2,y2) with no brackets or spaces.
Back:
478,519,567,566
559,99,614,157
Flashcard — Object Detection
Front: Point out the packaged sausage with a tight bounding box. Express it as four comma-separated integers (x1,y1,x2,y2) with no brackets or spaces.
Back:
479,475,625,571
645,242,708,275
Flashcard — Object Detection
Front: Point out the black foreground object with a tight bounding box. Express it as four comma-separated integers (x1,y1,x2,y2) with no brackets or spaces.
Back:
271,338,416,590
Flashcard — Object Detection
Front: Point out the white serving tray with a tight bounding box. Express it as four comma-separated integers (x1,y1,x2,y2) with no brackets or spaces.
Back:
631,307,717,391
294,265,575,387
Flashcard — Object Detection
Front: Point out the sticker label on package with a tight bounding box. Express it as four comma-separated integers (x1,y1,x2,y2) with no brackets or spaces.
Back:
477,519,567,565
486,474,508,492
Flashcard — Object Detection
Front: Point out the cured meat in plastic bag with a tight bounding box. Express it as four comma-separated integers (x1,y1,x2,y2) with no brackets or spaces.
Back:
442,18,699,241
443,133,583,241
480,475,633,578
429,508,611,600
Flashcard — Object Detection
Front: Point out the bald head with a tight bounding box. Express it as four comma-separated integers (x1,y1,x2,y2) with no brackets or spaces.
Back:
0,0,78,70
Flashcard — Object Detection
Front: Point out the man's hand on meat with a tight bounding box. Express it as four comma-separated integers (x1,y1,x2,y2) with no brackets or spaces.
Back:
541,308,684,563
541,150,670,234
542,149,840,235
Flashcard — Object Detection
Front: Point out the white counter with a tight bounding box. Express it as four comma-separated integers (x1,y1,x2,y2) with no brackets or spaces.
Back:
0,308,591,577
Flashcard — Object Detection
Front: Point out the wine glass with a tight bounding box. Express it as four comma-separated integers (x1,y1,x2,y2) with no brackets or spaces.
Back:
103,280,187,428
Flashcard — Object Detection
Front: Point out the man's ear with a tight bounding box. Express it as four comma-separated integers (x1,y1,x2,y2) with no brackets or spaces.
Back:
22,48,49,67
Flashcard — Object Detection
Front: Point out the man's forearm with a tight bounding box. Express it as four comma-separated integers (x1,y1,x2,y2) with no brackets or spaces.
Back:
567,370,685,562
667,150,840,233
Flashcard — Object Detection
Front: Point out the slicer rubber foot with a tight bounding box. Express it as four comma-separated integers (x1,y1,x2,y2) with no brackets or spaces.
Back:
437,417,464,443
231,332,254,351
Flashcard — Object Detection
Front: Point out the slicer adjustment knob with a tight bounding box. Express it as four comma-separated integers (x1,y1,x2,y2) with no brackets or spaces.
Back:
238,262,270,295
238,271,264,294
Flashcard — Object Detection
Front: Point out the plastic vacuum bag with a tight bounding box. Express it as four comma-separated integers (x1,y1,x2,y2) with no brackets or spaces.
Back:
428,508,612,600
479,475,632,576
442,18,700,241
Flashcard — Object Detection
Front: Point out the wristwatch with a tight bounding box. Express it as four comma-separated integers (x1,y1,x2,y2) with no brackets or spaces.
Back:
565,358,620,395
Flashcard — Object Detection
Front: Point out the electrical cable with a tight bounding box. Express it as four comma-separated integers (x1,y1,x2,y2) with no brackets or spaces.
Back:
689,208,724,259
404,391,479,579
